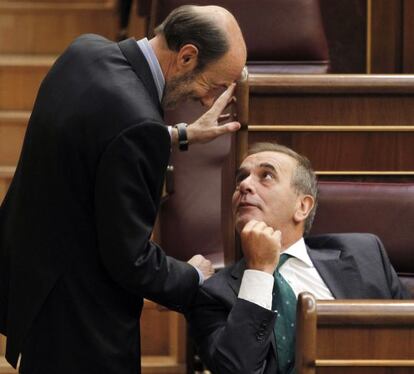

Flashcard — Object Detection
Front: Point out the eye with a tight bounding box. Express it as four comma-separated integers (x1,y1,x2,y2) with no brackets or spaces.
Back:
262,171,275,181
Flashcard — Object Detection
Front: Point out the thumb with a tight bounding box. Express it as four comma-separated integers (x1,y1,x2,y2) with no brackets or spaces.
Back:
217,121,241,135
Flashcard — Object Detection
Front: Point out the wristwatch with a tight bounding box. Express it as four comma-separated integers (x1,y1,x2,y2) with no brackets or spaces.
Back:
174,122,189,151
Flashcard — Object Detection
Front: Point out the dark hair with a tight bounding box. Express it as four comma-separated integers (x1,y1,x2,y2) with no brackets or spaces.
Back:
247,142,318,235
155,5,229,72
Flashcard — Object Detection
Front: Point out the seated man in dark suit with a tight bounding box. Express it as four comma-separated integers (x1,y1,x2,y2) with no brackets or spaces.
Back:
187,142,411,374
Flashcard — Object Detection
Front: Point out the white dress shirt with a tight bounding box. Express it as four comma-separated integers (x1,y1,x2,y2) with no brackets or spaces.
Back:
238,238,334,310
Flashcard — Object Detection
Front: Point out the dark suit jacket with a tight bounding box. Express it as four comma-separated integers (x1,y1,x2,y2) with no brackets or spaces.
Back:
0,34,199,373
187,233,411,374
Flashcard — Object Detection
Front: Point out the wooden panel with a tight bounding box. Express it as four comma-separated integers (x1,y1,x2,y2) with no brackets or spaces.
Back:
250,132,414,172
247,75,414,175
317,367,413,374
2,0,111,2
370,0,403,73
250,95,414,126
0,357,16,374
0,335,5,355
0,56,53,111
318,327,414,359
0,111,28,165
0,335,16,374
296,294,414,374
403,0,414,73
0,2,117,54
0,167,13,204
141,301,171,356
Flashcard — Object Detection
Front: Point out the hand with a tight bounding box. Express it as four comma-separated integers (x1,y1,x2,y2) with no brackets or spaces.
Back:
185,83,241,144
187,254,214,281
240,220,282,274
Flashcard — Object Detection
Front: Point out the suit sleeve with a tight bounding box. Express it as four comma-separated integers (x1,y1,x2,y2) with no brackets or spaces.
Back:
374,235,412,299
187,285,277,374
94,121,199,311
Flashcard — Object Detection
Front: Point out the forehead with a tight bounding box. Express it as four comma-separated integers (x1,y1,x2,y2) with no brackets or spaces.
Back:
241,151,297,173
203,51,245,87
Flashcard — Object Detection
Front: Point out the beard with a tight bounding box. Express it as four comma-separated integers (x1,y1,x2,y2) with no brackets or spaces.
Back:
162,71,198,110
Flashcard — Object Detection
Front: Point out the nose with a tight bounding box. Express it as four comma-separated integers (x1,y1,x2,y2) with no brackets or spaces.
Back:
238,175,255,194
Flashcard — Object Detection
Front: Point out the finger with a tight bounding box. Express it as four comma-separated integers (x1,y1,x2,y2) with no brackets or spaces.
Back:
252,221,267,231
213,122,241,137
218,113,232,123
272,230,282,238
224,96,237,110
263,226,274,235
242,219,259,233
209,83,236,116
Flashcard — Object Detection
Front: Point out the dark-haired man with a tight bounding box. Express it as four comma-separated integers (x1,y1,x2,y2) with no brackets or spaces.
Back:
0,5,246,374
187,143,410,374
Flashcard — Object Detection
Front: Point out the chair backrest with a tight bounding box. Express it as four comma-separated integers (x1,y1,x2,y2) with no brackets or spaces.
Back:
296,292,414,374
148,0,329,73
310,181,414,296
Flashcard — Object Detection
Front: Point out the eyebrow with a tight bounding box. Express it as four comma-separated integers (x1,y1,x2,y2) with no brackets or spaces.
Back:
235,163,277,177
259,163,277,173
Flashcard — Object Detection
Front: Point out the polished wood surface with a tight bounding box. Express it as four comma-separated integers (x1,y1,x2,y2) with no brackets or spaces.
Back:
0,2,117,55
0,335,15,373
249,74,414,94
296,293,414,374
247,74,414,175
0,166,13,204
0,111,28,165
0,56,55,111
250,132,414,172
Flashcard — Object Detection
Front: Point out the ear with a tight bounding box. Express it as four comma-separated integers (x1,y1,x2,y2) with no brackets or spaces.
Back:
176,44,199,73
293,195,315,224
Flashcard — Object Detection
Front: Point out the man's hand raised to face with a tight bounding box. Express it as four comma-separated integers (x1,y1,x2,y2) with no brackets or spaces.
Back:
241,220,282,275
184,83,240,145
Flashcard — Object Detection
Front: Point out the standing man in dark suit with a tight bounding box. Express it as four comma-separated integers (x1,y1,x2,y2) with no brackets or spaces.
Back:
0,5,247,374
187,142,411,374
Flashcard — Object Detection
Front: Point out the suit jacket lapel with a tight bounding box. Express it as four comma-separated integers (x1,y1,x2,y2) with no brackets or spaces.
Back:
118,37,163,116
307,245,365,299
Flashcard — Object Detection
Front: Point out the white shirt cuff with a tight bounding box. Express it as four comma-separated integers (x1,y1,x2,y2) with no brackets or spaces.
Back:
238,269,274,310
195,267,204,285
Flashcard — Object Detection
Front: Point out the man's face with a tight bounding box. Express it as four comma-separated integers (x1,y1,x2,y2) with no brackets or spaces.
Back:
232,151,301,234
162,50,244,110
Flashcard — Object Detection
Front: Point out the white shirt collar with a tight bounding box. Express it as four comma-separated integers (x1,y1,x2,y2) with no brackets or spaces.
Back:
282,237,314,268
136,38,165,103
